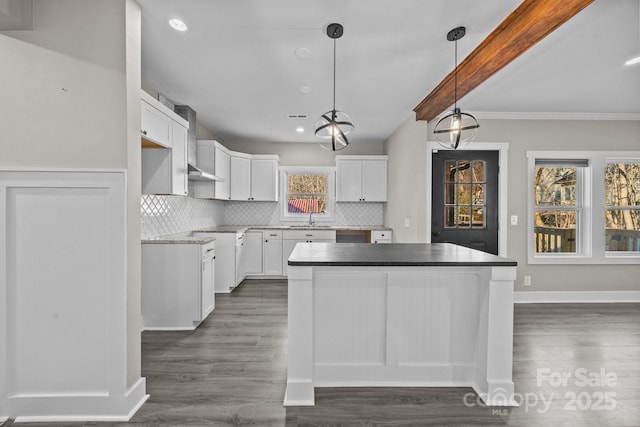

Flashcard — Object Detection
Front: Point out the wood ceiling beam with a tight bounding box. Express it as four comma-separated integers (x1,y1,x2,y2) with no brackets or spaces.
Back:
414,0,594,122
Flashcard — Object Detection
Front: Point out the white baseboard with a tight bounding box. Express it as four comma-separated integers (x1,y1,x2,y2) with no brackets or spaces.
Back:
514,291,640,303
11,378,148,423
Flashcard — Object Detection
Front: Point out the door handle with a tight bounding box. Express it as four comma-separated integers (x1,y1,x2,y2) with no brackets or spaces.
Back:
432,231,440,237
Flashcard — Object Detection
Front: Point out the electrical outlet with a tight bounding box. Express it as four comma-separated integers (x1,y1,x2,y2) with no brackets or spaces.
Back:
404,218,410,228
524,275,532,287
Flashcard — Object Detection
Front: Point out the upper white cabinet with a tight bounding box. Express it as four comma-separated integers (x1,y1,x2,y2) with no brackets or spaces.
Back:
336,155,388,202
141,91,189,196
215,143,231,200
192,140,228,200
250,156,279,201
230,153,252,201
141,97,172,148
230,154,279,201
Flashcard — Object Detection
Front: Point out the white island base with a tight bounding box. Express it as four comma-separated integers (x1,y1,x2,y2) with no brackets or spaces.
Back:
283,243,518,407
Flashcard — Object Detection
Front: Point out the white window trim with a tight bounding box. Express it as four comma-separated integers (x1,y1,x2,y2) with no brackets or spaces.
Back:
279,166,335,223
527,151,640,265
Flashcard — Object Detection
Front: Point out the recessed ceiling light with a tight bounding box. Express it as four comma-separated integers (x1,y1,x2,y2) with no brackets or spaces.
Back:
296,127,305,133
625,56,640,66
294,48,312,59
299,86,312,95
169,18,188,32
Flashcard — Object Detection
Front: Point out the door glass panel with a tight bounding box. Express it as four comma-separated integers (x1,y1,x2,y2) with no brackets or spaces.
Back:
443,160,486,229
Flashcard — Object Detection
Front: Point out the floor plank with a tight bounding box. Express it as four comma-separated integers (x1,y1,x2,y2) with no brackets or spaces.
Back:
4,281,639,426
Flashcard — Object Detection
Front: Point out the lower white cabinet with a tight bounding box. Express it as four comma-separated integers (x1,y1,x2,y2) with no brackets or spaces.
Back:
245,230,264,275
263,230,283,276
282,229,336,276
193,231,245,293
142,240,215,330
371,230,392,243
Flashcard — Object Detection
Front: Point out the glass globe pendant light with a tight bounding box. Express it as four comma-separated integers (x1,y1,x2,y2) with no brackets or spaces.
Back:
315,23,354,151
433,26,479,150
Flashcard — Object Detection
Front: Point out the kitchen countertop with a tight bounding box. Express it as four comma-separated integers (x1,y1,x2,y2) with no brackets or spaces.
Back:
191,225,392,233
142,233,216,244
288,242,517,267
143,225,392,243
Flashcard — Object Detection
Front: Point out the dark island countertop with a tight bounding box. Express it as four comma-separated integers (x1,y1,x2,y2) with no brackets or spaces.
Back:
288,242,517,267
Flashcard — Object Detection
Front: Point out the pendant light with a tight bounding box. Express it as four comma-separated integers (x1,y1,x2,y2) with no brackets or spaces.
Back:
433,26,479,150
315,23,354,151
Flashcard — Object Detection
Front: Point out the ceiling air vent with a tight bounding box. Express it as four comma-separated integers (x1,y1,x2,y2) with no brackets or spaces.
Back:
287,114,308,119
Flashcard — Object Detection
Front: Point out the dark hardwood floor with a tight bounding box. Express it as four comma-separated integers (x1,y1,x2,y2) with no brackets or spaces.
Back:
4,280,640,426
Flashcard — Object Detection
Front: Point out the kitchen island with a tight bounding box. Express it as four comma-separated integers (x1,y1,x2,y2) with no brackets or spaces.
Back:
283,243,518,407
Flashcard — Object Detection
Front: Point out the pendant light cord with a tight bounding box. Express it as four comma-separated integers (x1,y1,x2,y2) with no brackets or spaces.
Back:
454,37,458,111
332,37,337,113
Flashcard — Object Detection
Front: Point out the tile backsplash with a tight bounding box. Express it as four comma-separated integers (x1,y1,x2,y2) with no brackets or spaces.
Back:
142,195,384,238
141,194,224,238
224,201,384,226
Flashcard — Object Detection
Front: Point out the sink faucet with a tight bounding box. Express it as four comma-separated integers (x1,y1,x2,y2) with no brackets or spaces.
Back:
308,211,315,226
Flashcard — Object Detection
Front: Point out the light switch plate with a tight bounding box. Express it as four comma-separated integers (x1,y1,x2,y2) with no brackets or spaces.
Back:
510,215,518,225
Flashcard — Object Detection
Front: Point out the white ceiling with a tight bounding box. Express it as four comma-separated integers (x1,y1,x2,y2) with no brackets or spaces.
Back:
137,0,640,145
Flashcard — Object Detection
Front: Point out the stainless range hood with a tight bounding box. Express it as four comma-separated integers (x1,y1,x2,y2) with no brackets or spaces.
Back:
174,104,223,182
188,163,223,181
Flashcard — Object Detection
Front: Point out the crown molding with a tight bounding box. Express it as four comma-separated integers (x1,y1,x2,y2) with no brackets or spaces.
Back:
473,111,640,121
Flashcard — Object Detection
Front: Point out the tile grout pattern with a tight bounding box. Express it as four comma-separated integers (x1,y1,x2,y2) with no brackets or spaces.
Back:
224,201,383,226
141,193,224,239
142,193,384,239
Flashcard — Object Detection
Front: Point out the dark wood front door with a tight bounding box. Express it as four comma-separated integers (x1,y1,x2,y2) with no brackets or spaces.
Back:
431,150,499,255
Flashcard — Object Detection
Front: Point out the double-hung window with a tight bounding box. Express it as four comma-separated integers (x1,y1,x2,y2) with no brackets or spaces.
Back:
532,159,588,257
528,151,640,264
604,161,640,254
280,166,335,222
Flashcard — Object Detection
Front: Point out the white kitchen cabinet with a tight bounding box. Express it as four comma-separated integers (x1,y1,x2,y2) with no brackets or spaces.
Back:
142,240,215,330
245,230,263,275
171,122,189,195
262,230,283,276
215,144,231,200
192,140,226,199
371,230,392,243
141,96,172,148
250,156,279,201
141,120,188,195
193,231,244,293
141,91,190,196
230,153,251,200
282,229,336,276
336,155,388,202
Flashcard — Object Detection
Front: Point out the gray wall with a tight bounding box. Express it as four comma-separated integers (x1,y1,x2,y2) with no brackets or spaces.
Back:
1,0,143,386
384,115,640,292
224,141,385,166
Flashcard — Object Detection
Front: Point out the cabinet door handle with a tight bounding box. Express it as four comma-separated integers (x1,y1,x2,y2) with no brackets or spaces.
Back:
305,234,313,237
206,248,214,253
141,130,147,135
265,240,268,243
